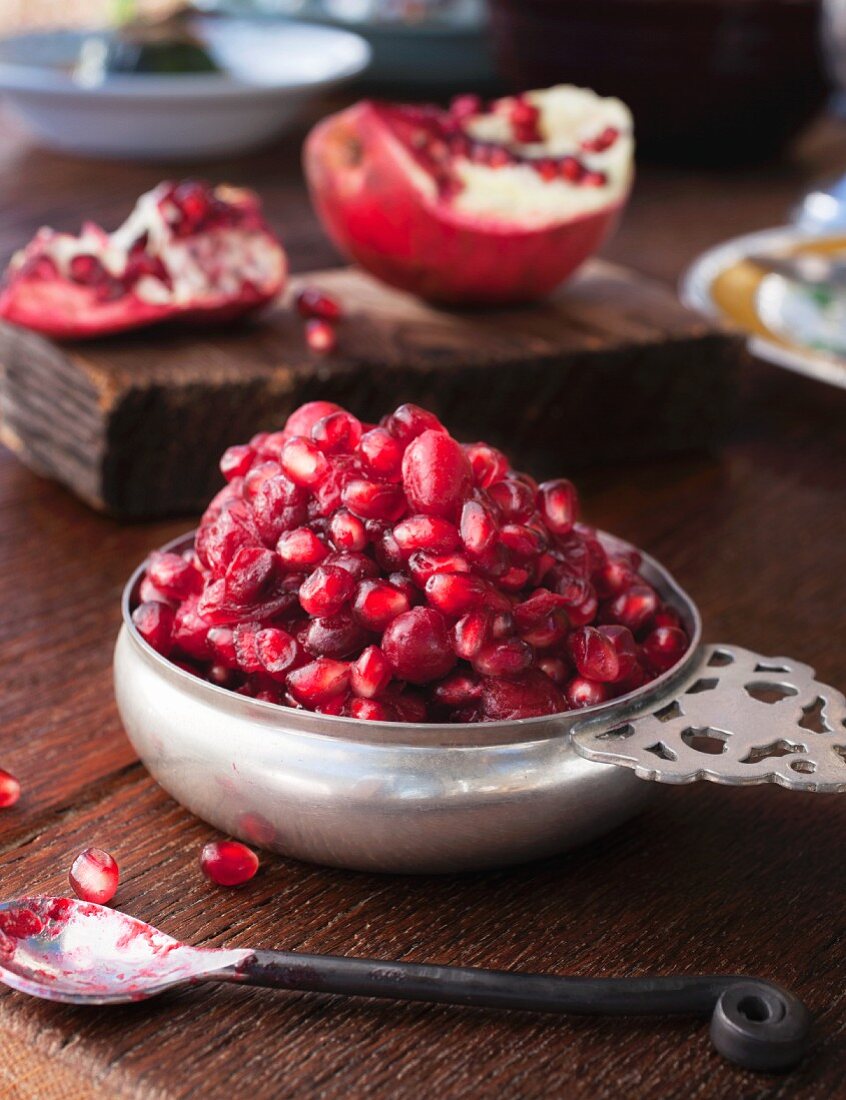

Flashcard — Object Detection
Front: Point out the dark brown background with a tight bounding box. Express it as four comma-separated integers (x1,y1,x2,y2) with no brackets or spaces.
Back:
0,104,845,1099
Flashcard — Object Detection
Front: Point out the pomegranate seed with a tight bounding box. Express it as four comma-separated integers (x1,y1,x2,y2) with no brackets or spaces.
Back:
351,645,393,698
295,286,343,322
350,698,396,721
208,626,238,668
433,671,483,707
172,596,212,659
299,565,355,617
303,610,368,659
200,840,259,887
425,572,487,616
452,608,493,660
560,156,585,183
594,555,637,598
305,317,337,354
255,627,300,680
288,658,351,705
0,769,21,809
329,509,367,551
487,479,535,522
605,585,659,634
233,622,264,674
393,515,460,556
554,575,599,626
316,694,349,715
642,626,689,672
597,624,639,682
537,657,568,685
464,442,509,488
280,437,329,488
473,638,532,678
566,677,607,709
224,546,280,605
581,126,619,153
311,411,361,454
148,552,201,600
450,94,482,121
69,848,119,905
276,527,329,568
132,600,174,655
382,607,456,684
341,479,405,522
582,170,608,187
324,550,380,581
402,430,472,520
480,670,565,721
460,499,498,557
219,444,255,482
500,523,546,560
358,427,403,480
285,401,343,437
408,550,472,586
353,579,410,631
567,626,620,683
538,479,579,536
654,605,683,630
384,403,445,446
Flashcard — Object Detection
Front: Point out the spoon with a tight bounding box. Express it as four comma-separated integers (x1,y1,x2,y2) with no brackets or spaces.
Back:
0,897,810,1073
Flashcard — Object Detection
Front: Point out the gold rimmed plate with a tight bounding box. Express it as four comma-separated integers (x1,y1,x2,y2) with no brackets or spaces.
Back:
681,226,846,390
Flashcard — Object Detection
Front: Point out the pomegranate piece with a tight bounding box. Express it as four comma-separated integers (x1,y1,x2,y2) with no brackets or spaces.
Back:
304,86,633,305
200,840,259,887
402,431,473,520
382,607,456,684
305,317,338,354
69,848,119,905
137,399,690,723
295,286,343,322
0,181,286,339
0,768,21,809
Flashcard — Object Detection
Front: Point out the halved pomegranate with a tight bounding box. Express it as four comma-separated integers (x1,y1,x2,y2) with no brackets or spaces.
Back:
0,180,287,340
304,85,633,305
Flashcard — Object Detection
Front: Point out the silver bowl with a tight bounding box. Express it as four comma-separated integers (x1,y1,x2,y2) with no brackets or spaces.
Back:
115,531,704,873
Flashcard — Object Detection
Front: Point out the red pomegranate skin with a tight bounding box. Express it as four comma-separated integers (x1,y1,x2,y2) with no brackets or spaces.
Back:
304,101,626,305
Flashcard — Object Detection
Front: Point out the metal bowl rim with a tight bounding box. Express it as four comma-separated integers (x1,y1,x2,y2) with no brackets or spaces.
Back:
120,528,703,748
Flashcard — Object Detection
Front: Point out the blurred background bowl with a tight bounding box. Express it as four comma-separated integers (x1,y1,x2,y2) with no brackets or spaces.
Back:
0,17,371,159
488,0,828,163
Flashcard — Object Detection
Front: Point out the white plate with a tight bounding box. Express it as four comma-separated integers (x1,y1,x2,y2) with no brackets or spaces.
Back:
0,19,371,159
681,225,846,391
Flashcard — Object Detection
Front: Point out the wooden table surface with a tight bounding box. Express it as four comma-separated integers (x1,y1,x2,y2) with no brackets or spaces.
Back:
1,105,845,1100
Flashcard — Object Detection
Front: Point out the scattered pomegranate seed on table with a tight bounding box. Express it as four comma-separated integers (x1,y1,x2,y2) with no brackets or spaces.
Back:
200,840,259,886
0,768,21,809
132,401,690,722
69,848,120,905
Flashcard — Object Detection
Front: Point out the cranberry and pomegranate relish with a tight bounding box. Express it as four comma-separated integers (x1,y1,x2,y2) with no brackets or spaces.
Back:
0,180,286,339
132,402,689,723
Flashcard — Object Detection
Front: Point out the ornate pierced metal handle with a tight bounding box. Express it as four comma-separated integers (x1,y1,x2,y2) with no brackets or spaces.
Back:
572,645,846,792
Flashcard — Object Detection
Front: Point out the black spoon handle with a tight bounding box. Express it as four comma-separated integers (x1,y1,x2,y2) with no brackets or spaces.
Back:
233,952,810,1073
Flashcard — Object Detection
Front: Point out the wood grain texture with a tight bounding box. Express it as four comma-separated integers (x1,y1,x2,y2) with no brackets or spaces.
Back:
0,262,740,517
0,110,845,1099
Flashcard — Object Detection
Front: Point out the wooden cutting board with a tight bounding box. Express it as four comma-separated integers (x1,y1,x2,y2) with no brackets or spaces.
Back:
0,261,742,518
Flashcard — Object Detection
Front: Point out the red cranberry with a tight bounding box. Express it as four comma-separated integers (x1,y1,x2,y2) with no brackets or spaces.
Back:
132,600,174,655
69,848,119,905
0,769,21,809
402,430,472,520
351,645,393,698
566,677,607,708
305,317,337,354
200,840,259,886
382,607,456,684
642,626,689,672
296,286,343,322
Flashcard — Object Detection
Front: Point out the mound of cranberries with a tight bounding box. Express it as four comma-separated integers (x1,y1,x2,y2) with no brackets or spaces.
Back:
132,402,689,722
